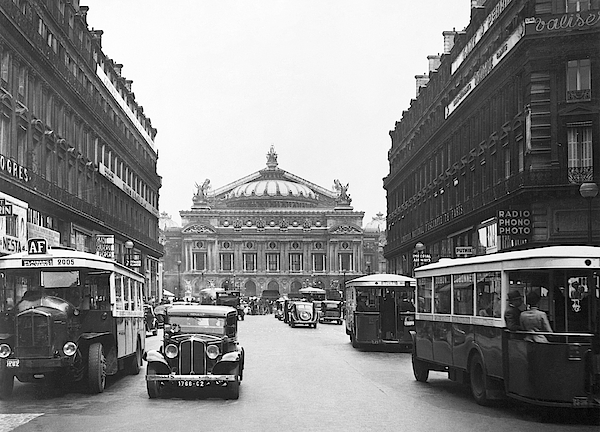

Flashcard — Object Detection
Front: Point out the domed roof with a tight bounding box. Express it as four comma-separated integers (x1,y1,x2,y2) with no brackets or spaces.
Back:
227,179,316,200
364,212,386,233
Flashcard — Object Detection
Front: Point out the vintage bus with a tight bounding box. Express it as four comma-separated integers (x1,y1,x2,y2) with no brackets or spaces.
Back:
411,245,599,408
0,239,145,398
345,274,416,350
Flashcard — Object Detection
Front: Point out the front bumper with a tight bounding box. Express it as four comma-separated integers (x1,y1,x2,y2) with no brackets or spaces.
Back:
146,374,237,382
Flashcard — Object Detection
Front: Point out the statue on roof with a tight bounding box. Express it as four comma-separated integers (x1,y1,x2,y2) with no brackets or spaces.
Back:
194,179,211,201
333,179,352,205
266,145,278,169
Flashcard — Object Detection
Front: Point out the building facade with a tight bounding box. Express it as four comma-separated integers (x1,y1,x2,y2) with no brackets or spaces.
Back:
385,0,599,274
0,0,163,298
161,147,382,299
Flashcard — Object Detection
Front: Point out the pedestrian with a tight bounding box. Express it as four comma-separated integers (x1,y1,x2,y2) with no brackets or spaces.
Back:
520,291,552,343
504,290,523,331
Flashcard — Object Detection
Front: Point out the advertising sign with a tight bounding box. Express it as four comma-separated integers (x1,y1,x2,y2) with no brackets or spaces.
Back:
96,235,115,259
497,209,531,238
0,192,27,255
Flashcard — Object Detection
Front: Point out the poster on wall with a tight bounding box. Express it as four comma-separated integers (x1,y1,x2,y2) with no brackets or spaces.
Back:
0,192,28,255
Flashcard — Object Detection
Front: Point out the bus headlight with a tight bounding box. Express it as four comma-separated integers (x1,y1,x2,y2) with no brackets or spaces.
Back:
63,342,77,356
0,343,11,358
206,345,220,359
165,344,179,359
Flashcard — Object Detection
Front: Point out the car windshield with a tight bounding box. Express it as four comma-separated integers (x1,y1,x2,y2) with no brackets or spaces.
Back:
169,315,226,335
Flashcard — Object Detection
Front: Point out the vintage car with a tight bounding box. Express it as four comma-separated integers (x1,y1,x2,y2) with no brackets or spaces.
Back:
288,301,318,328
144,304,244,399
319,300,344,325
274,297,287,320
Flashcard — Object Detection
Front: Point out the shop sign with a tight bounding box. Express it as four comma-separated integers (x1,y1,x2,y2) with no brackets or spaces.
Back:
527,10,600,35
96,235,115,259
0,154,30,183
497,209,531,238
455,246,474,257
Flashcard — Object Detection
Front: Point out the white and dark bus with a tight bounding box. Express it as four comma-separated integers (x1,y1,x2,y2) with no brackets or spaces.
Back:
411,245,599,408
0,239,145,398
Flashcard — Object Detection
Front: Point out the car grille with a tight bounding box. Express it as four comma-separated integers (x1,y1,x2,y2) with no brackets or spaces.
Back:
179,339,206,374
16,310,52,357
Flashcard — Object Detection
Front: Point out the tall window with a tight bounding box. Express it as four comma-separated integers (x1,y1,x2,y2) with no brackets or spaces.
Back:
567,59,591,102
339,253,353,271
243,253,256,271
266,253,280,272
566,0,590,12
312,253,326,272
453,274,473,316
289,253,303,272
567,123,593,183
193,252,207,271
220,253,233,271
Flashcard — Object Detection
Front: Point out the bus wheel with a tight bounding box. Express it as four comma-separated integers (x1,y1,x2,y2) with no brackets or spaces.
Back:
412,352,429,382
469,353,490,406
87,343,106,394
128,340,142,375
146,365,164,399
0,371,14,399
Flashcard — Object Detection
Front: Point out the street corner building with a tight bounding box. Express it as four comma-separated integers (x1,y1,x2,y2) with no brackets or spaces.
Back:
385,0,600,274
0,1,163,299
160,146,386,299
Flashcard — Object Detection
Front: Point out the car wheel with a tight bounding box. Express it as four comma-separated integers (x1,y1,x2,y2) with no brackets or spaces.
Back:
469,353,490,406
226,377,240,400
146,364,164,399
290,321,295,328
0,370,14,399
87,343,106,394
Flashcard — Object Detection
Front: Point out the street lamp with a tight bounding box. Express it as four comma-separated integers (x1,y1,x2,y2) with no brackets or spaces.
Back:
176,260,182,299
579,182,598,245
413,242,426,276
124,240,134,267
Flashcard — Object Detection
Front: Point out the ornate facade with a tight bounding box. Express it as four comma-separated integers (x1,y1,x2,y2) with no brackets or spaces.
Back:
385,0,599,274
162,147,380,299
0,1,163,298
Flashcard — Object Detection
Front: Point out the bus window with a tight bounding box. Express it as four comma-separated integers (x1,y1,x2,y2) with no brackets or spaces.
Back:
417,277,432,312
0,273,15,311
453,273,473,315
476,272,501,318
434,276,451,314
115,275,124,310
508,271,550,312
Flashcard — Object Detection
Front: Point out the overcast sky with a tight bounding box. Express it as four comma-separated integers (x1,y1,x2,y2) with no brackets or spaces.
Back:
83,1,471,225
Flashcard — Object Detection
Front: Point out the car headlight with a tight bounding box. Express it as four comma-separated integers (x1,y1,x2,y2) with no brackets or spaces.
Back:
0,343,11,358
165,344,179,359
63,342,77,356
206,344,220,360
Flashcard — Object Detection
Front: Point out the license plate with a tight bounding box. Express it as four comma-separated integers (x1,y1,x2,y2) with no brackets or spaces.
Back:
177,380,201,387
404,319,415,326
6,359,19,368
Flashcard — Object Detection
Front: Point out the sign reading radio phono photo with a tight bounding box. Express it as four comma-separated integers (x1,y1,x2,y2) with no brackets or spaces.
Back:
497,208,531,238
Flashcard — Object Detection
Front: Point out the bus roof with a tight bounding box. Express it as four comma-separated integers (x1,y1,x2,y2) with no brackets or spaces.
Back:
0,246,144,281
415,245,600,277
167,304,236,317
346,273,416,287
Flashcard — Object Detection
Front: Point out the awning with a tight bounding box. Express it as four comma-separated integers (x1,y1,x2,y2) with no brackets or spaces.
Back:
299,287,326,294
163,289,175,297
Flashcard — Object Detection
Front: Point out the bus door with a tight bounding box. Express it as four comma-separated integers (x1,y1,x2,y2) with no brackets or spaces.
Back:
355,288,380,343
380,288,397,340
396,287,416,344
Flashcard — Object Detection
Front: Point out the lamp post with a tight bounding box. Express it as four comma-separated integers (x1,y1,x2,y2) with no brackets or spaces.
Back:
124,240,134,267
413,242,426,277
176,260,182,300
579,182,598,245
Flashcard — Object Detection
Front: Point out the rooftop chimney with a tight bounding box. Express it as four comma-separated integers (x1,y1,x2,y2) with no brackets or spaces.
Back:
428,55,441,73
415,74,430,97
443,30,458,54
